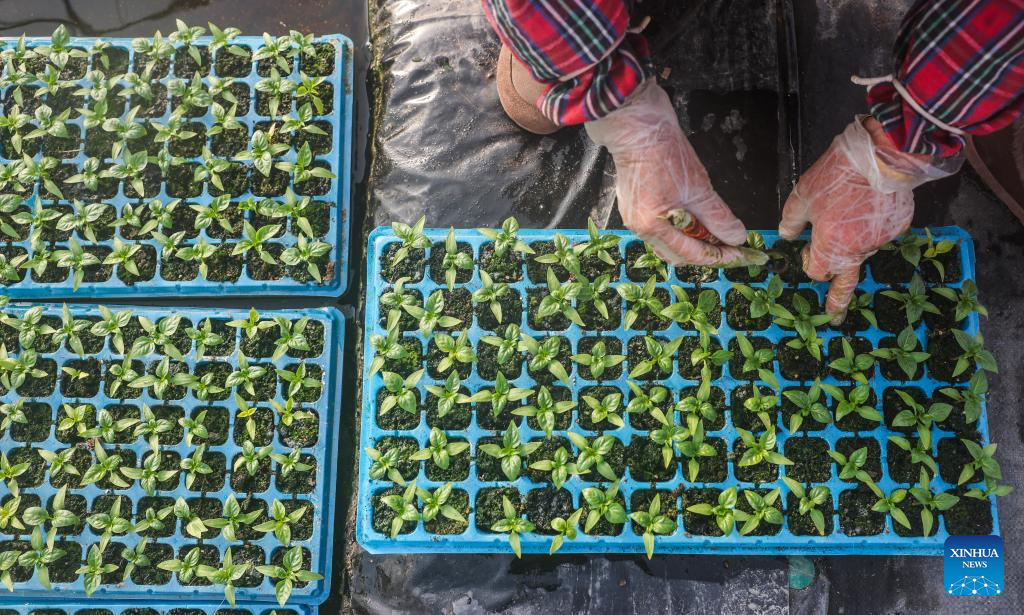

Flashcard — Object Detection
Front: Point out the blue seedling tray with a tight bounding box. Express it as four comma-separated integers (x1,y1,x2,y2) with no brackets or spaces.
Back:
0,601,312,615
0,34,352,298
0,304,344,603
357,225,999,556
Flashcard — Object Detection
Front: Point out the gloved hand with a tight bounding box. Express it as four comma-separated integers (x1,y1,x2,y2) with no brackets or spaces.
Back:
779,116,960,324
586,81,760,267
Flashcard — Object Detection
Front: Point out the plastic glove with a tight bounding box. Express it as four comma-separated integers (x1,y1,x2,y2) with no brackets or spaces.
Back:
586,82,763,267
779,116,961,324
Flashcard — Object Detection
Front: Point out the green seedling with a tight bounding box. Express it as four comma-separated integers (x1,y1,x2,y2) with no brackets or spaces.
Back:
409,427,469,471
518,332,570,385
431,329,476,374
742,386,777,431
567,432,619,481
405,290,460,337
631,242,668,281
617,275,665,330
939,371,988,424
630,493,677,559
870,325,930,380
733,275,783,319
678,421,717,482
957,439,1002,486
782,477,830,536
649,411,688,469
479,421,540,481
514,385,576,436
950,329,998,377
931,279,987,322
253,499,309,546
630,335,683,379
881,274,940,326
389,215,431,266
472,371,533,418
733,332,779,389
859,476,911,530
534,233,582,276
473,270,509,324
571,340,625,380
548,509,583,555
890,389,951,449
424,372,473,418
626,382,669,420
537,267,585,326
477,216,533,257
821,383,882,426
379,369,423,417
735,488,784,536
782,380,831,433
964,479,1014,502
686,486,738,536
582,480,627,533
887,435,938,477
828,338,875,384
581,389,625,428
909,467,959,537
491,496,534,558
441,227,473,290
736,427,792,469
529,446,579,490
828,446,870,482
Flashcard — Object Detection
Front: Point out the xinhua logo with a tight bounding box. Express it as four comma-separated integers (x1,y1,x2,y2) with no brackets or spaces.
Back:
944,535,1004,596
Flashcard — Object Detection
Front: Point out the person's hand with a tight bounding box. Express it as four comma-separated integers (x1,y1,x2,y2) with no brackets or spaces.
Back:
779,116,959,324
586,82,762,267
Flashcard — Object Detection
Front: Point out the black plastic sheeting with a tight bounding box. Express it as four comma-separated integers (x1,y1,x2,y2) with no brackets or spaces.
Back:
3,1,1022,613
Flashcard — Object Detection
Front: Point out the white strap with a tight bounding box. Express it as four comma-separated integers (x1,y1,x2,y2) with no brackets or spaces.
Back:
558,16,652,83
851,74,966,136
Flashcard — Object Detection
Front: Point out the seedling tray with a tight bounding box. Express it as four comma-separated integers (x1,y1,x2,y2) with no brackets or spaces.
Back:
0,602,312,615
0,303,344,603
0,33,352,298
357,225,999,556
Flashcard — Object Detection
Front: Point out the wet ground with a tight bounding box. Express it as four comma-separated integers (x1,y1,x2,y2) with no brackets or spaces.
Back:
3,1,1023,613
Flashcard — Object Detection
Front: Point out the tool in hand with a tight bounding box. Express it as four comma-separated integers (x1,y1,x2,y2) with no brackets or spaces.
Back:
658,209,771,268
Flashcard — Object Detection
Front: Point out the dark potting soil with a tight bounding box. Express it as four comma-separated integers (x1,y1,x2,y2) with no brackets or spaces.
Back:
230,456,271,492
377,437,420,483
525,487,574,534
381,337,423,378
780,387,828,433
277,454,317,494
627,436,677,482
937,437,976,486
10,402,52,442
425,388,472,431
927,330,971,384
892,496,936,537
475,288,523,332
624,242,666,283
132,542,174,585
943,489,993,535
576,438,626,483
838,487,885,536
887,437,932,484
770,239,813,285
372,485,416,536
922,244,961,284
696,438,729,482
195,405,230,445
475,400,523,431
784,437,831,483
882,387,927,434
279,412,320,448
868,250,915,285
873,292,910,333
215,45,253,77
875,337,924,381
233,406,275,446
525,242,567,283
579,289,623,330
679,336,725,380
474,487,522,532
778,337,824,382
682,488,724,536
675,264,718,284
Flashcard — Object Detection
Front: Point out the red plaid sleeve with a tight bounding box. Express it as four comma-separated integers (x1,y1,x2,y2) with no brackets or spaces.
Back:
867,0,1024,158
482,0,654,126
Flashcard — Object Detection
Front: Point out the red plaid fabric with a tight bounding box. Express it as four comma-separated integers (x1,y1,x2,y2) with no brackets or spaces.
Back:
485,0,1024,156
482,0,652,125
867,0,1024,158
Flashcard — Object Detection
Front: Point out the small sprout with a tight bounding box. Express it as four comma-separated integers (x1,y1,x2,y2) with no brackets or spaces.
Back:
529,446,579,490
649,411,688,469
733,332,779,389
548,509,583,555
237,129,290,176
424,372,473,417
537,267,584,326
441,227,473,290
253,499,309,546
921,228,957,281
368,313,407,377
197,547,250,607
480,323,520,366
820,383,881,425
781,477,829,536
886,232,928,268
408,427,470,470
179,409,209,446
431,329,476,373
770,294,831,360
122,446,177,495
733,275,783,319
617,276,665,330
736,427,792,468
405,290,460,337
887,435,938,477
909,467,959,537
735,488,784,536
567,432,619,481
513,385,576,436
157,545,203,583
678,421,717,481
80,444,130,489
491,496,534,558
580,390,624,428
964,479,1014,502
576,273,613,321
950,329,998,377
689,336,733,383
931,279,987,322
77,544,117,596
782,381,831,433
133,407,177,448
472,270,509,323
234,439,273,476
280,235,332,283
828,446,870,482
939,371,988,424
479,421,540,481
534,233,582,276
828,338,875,384
631,242,668,281
741,386,777,431
859,476,911,530
180,444,213,489
630,493,677,559
890,390,952,449
957,439,1001,486
473,371,533,418
571,339,625,380
686,486,738,536
477,216,534,257
582,480,627,533
870,325,930,380
121,538,152,583
205,494,262,542
629,335,683,379
86,496,131,552
881,274,940,326
389,215,431,266
579,218,621,266
518,332,570,385
417,482,467,528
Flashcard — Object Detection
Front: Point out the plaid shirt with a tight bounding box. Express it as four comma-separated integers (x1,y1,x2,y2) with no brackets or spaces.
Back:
485,0,1024,158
